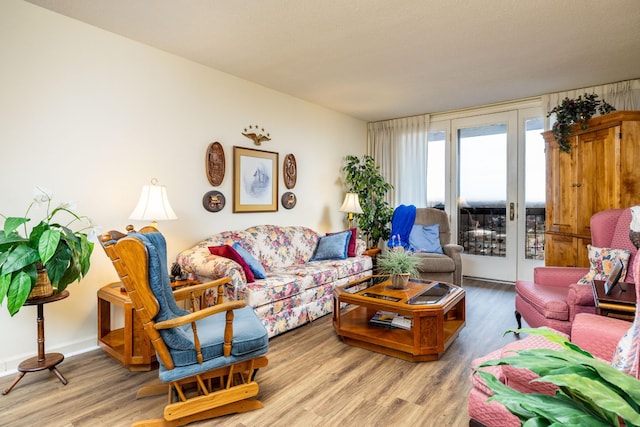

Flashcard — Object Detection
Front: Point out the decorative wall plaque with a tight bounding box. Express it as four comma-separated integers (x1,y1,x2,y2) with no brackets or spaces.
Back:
205,142,225,186
283,153,297,189
241,125,271,145
202,190,225,212
281,192,296,209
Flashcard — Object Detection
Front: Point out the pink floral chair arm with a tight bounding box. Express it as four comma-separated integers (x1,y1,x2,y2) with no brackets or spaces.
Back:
566,282,597,320
533,266,589,287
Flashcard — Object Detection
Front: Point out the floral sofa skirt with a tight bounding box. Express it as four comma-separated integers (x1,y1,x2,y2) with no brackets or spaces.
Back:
176,225,373,337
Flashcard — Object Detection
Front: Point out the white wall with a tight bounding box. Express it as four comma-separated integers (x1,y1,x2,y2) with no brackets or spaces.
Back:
0,0,366,374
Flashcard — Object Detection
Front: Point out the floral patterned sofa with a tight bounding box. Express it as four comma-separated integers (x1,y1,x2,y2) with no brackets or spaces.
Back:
176,225,373,337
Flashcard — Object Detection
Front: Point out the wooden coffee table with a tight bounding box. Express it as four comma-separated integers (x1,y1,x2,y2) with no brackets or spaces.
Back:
333,276,465,362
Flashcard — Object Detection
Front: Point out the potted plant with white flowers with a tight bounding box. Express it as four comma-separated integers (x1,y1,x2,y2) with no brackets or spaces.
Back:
0,187,97,316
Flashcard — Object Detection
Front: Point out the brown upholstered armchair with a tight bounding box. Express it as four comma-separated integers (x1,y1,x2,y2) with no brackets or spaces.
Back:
413,208,463,286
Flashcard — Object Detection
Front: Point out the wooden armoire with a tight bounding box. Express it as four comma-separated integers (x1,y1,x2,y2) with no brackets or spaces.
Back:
544,111,640,267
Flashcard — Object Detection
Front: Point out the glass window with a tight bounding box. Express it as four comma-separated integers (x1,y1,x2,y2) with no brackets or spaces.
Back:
524,118,545,260
426,131,445,208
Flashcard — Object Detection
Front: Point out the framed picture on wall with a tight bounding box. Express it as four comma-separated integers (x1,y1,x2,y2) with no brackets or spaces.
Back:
233,146,279,212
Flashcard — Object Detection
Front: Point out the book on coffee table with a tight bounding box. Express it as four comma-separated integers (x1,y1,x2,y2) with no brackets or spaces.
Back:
369,311,412,330
391,315,412,330
369,311,395,328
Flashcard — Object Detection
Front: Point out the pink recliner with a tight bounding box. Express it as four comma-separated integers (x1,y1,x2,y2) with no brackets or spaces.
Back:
515,207,637,336
468,231,640,427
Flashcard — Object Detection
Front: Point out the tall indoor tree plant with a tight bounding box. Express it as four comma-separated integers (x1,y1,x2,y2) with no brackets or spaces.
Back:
342,154,394,248
0,186,97,316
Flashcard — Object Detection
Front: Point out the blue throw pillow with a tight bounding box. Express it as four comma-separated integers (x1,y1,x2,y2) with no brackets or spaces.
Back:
311,231,351,261
409,224,443,254
232,242,267,279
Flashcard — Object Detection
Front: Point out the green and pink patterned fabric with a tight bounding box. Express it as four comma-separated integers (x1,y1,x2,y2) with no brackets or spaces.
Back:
176,225,373,337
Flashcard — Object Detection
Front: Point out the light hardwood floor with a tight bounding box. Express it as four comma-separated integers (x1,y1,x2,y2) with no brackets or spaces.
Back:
1,279,520,427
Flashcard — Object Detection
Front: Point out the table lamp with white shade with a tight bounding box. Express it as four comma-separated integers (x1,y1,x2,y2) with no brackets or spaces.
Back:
129,178,177,228
339,192,363,229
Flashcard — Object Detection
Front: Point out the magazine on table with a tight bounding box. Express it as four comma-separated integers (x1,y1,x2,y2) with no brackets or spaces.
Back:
369,311,412,330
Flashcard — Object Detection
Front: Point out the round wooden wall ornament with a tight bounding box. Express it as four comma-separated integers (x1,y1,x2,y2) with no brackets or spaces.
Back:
205,142,225,186
283,153,297,189
281,192,296,209
202,190,226,212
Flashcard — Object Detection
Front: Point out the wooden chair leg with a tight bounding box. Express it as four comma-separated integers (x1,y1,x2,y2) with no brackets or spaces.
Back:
514,310,522,336
132,400,264,427
137,383,171,399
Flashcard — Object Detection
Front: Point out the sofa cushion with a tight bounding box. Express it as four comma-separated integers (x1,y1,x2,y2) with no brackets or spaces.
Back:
327,228,357,257
414,252,455,273
311,231,351,261
577,245,631,285
409,224,444,254
274,263,338,289
208,245,256,283
232,242,267,279
246,225,319,269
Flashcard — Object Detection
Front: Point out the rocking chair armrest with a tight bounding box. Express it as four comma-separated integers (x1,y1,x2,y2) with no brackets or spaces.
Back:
171,277,231,301
154,300,246,330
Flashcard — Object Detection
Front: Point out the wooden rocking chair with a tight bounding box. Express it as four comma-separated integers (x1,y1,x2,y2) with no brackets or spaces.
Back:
98,227,269,426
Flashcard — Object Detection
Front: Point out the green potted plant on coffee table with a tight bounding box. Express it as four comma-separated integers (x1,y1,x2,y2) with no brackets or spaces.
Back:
0,186,97,316
377,237,421,289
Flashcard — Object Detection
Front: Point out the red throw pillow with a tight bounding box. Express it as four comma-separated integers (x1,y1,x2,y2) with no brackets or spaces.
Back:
327,228,357,257
207,245,255,282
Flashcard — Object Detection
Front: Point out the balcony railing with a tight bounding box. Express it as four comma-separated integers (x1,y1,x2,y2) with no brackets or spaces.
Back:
457,206,545,260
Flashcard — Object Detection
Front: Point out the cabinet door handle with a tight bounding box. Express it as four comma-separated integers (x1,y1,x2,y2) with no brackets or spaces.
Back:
510,202,515,221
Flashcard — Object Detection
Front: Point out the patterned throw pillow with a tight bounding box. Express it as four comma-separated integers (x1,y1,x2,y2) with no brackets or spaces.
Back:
577,245,631,285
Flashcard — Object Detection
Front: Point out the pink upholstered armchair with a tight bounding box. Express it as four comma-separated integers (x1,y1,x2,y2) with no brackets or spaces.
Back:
469,252,640,426
515,207,637,336
468,313,635,426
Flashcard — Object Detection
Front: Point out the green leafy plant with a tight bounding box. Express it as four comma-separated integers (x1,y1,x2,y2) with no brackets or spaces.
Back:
0,187,97,316
474,328,640,427
342,155,394,248
548,93,616,153
377,242,421,277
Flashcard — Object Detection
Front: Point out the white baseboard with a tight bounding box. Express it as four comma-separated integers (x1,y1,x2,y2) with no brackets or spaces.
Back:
0,340,98,378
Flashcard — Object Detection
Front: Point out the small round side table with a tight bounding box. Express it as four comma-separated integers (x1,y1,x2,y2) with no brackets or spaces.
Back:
3,290,70,395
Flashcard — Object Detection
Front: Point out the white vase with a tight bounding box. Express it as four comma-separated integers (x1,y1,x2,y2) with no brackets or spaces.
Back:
390,273,410,289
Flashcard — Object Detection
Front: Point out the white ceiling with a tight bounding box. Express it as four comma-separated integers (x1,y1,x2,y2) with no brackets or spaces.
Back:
25,0,640,122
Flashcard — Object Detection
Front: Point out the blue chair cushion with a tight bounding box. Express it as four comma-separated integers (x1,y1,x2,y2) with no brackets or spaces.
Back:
131,232,268,379
159,305,269,382
166,305,268,366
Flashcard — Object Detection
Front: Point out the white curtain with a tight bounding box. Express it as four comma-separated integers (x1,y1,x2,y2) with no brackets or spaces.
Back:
367,115,429,207
542,78,640,129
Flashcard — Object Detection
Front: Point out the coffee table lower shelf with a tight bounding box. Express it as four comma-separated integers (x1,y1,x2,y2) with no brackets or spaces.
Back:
335,302,465,362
